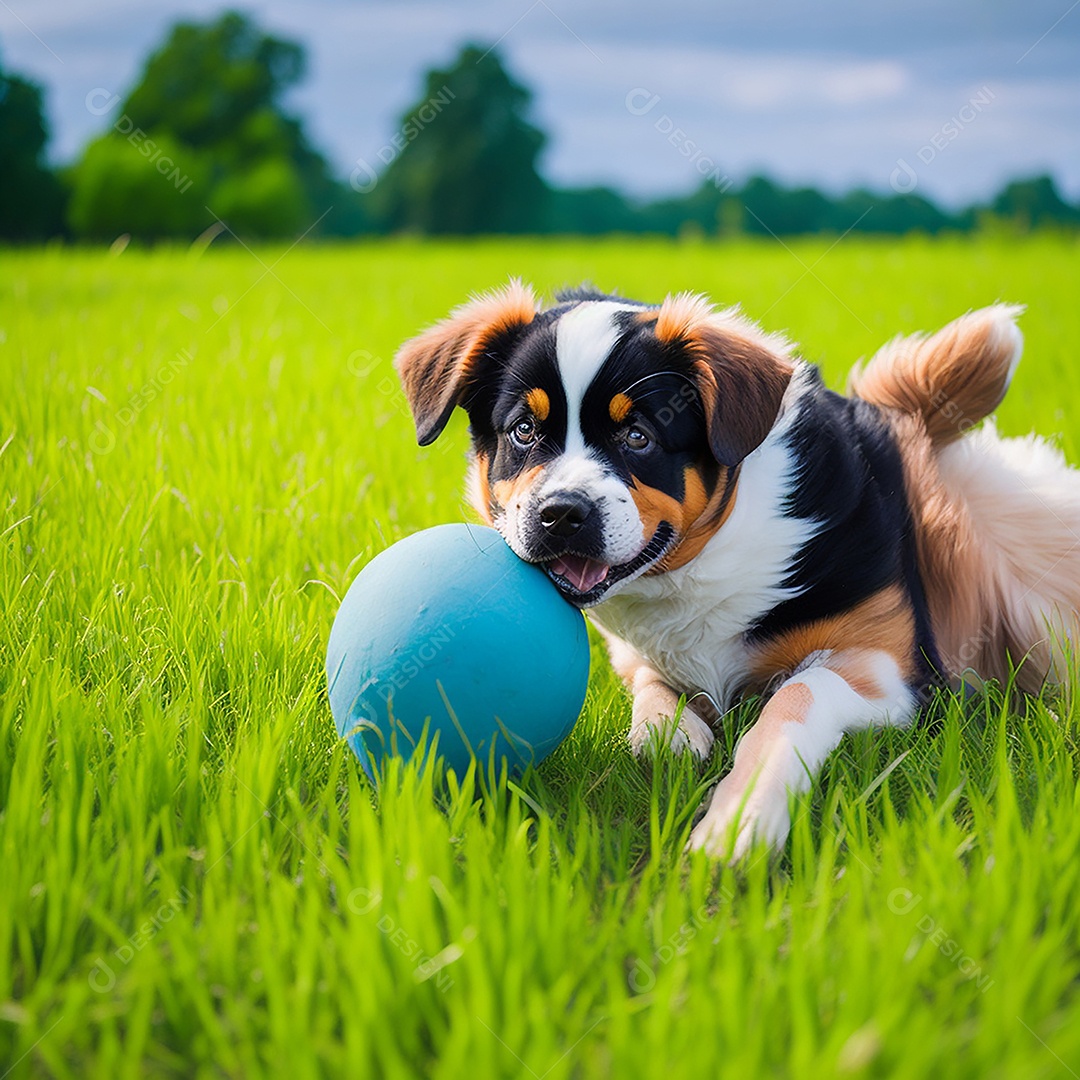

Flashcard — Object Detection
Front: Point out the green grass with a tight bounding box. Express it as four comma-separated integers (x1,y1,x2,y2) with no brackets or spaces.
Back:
3,233,1080,1078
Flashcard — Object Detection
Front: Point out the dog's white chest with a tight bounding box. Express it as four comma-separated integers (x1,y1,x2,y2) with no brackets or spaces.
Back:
593,592,758,708
591,424,817,709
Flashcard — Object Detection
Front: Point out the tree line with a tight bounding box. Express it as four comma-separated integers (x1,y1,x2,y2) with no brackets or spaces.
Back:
2,11,1078,243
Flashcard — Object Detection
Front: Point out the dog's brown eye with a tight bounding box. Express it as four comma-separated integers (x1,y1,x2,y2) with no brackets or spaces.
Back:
624,427,650,451
510,417,537,448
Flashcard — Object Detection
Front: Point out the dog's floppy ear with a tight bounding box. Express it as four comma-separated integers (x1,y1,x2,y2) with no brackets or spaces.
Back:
651,293,794,467
394,280,539,446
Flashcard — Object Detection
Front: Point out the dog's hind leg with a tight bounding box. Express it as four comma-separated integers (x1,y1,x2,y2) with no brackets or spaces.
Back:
930,425,1080,690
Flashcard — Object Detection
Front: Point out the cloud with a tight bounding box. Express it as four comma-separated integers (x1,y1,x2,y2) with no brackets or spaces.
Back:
1,0,1077,206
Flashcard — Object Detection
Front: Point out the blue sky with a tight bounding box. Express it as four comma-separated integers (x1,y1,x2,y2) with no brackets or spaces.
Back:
3,0,1079,207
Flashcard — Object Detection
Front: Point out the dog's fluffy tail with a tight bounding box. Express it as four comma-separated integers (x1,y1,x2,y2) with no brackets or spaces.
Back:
848,304,1024,448
864,304,1080,689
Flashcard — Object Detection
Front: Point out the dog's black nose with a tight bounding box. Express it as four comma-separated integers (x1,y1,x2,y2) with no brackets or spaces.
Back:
539,494,594,538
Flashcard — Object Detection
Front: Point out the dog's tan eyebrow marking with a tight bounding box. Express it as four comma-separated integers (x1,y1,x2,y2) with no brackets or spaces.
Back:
525,388,550,421
609,393,633,423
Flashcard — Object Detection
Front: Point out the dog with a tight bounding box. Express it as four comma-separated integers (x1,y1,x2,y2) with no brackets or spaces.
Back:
394,281,1080,859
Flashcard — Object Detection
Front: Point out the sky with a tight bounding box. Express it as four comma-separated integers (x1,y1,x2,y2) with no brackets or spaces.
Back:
3,0,1079,208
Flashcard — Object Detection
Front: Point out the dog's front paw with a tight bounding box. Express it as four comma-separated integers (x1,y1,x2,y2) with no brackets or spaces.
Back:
628,684,714,760
686,771,792,863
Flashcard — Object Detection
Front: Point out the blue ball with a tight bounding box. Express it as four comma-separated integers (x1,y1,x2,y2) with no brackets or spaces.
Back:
327,524,590,780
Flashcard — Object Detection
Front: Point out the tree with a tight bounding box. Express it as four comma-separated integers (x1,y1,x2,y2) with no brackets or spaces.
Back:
211,158,310,238
66,134,211,240
68,11,339,240
374,44,549,234
0,61,66,240
830,189,957,235
547,186,640,235
737,176,834,236
991,175,1080,231
120,13,303,154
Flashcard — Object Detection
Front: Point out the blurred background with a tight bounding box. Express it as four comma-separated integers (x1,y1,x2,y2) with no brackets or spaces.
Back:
1,0,1078,243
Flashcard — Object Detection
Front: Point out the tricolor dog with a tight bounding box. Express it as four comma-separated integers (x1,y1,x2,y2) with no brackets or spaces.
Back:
394,282,1080,859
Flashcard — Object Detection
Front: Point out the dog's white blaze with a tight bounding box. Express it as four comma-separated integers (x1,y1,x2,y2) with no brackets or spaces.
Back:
501,300,646,568
555,301,636,454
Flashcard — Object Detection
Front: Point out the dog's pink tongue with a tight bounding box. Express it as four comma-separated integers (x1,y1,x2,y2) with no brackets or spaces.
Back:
550,554,610,593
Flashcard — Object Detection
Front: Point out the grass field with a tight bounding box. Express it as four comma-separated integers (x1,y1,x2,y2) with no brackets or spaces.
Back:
3,233,1080,1078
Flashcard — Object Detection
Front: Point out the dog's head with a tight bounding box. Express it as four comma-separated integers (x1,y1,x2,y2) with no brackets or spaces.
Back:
395,282,794,607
